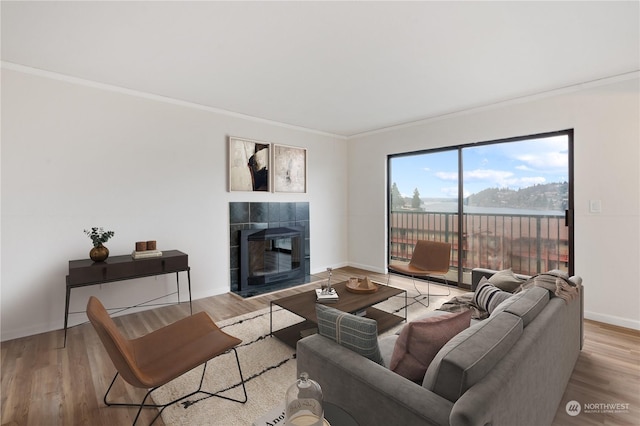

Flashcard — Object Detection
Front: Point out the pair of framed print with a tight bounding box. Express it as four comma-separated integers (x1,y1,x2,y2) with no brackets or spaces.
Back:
228,136,307,193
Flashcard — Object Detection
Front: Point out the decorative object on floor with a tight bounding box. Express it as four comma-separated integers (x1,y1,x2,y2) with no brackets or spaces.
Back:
346,276,379,294
273,144,307,193
84,227,114,262
86,296,246,426
229,136,270,192
285,372,324,426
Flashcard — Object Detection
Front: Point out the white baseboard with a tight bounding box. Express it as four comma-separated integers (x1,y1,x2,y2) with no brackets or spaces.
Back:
346,262,387,275
1,322,54,343
310,262,349,275
584,311,640,331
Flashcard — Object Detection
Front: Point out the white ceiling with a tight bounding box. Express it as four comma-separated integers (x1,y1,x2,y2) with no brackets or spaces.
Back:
2,1,639,137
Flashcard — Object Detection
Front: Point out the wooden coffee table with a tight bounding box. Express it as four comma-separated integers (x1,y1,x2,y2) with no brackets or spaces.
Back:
270,280,407,347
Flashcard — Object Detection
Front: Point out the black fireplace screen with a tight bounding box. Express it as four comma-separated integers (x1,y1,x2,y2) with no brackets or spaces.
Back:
239,227,305,288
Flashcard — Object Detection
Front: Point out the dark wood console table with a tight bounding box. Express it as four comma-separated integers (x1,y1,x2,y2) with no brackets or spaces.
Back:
64,249,191,347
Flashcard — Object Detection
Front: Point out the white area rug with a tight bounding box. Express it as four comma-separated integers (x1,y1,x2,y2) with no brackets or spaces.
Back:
153,287,443,425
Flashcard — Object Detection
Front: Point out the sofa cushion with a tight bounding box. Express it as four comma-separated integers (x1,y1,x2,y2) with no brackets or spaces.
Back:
423,312,523,402
316,304,383,365
488,268,526,292
473,277,513,313
491,287,549,326
389,310,472,383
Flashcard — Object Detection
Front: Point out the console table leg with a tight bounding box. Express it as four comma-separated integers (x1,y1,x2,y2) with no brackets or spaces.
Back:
63,287,71,348
175,271,181,304
187,268,192,315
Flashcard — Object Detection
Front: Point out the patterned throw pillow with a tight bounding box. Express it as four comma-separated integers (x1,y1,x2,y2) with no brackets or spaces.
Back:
315,304,383,365
389,310,472,383
487,269,525,293
473,277,513,313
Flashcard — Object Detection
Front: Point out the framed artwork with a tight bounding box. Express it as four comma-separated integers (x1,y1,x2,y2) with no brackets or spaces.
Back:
228,137,270,192
272,144,307,193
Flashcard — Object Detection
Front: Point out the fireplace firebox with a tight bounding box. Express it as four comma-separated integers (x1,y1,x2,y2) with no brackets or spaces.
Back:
239,226,305,290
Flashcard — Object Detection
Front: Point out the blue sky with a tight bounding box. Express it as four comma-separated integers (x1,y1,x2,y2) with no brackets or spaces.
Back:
390,135,569,199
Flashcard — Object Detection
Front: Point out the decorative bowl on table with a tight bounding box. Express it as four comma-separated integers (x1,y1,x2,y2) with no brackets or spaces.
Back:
345,276,379,294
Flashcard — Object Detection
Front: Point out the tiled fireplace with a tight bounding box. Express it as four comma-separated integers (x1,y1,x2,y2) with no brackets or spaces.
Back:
229,202,312,297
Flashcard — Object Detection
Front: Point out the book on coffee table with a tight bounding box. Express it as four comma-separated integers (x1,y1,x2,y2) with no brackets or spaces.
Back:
315,288,339,303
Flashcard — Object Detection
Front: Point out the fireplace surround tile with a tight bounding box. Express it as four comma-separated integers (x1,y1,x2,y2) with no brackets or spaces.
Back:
229,202,249,224
279,202,296,222
268,202,280,223
249,202,269,223
296,202,309,221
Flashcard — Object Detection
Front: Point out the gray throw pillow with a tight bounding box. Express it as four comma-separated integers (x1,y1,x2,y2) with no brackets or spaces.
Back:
488,268,525,292
316,304,383,365
473,277,513,314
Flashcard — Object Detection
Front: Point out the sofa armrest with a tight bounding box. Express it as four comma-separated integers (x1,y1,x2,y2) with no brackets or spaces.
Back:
297,334,453,426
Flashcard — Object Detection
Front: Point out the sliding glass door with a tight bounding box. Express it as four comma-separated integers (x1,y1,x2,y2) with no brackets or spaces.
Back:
389,149,461,283
388,130,573,287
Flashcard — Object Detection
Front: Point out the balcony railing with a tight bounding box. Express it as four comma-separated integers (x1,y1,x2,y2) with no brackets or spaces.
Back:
390,211,568,278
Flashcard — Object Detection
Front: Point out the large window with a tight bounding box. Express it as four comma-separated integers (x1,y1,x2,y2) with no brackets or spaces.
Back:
388,130,573,287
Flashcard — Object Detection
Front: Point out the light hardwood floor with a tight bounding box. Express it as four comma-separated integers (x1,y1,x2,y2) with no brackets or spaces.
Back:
1,267,638,425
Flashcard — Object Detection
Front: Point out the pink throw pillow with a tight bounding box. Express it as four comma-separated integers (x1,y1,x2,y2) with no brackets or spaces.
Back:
389,310,472,382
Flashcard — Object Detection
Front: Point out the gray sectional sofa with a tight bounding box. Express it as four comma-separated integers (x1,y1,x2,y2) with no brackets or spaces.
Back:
296,269,583,426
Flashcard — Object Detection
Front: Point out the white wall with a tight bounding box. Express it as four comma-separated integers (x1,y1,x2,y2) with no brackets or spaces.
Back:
2,69,638,340
0,69,348,341
347,77,640,330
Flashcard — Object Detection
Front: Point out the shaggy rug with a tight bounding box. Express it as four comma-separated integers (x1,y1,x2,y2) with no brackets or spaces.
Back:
153,286,444,425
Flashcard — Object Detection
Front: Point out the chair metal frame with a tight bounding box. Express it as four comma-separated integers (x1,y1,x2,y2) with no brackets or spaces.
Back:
86,296,247,426
103,351,247,425
387,240,452,307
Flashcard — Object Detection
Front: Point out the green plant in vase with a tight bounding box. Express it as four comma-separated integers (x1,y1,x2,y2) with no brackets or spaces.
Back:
84,227,115,262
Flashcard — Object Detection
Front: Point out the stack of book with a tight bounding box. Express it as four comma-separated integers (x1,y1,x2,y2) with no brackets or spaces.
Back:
315,288,339,303
131,250,163,259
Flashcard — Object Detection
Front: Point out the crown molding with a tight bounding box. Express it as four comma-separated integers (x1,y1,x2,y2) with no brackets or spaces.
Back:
3,61,636,141
347,70,640,139
1,61,347,140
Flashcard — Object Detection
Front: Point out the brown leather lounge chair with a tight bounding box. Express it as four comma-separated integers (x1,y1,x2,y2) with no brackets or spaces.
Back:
388,239,452,307
86,296,247,425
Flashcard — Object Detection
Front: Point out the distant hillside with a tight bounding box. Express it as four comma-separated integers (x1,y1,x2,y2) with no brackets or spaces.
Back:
465,182,568,211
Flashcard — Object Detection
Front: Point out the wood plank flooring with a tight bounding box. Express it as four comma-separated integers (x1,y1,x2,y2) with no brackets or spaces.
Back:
1,267,638,425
